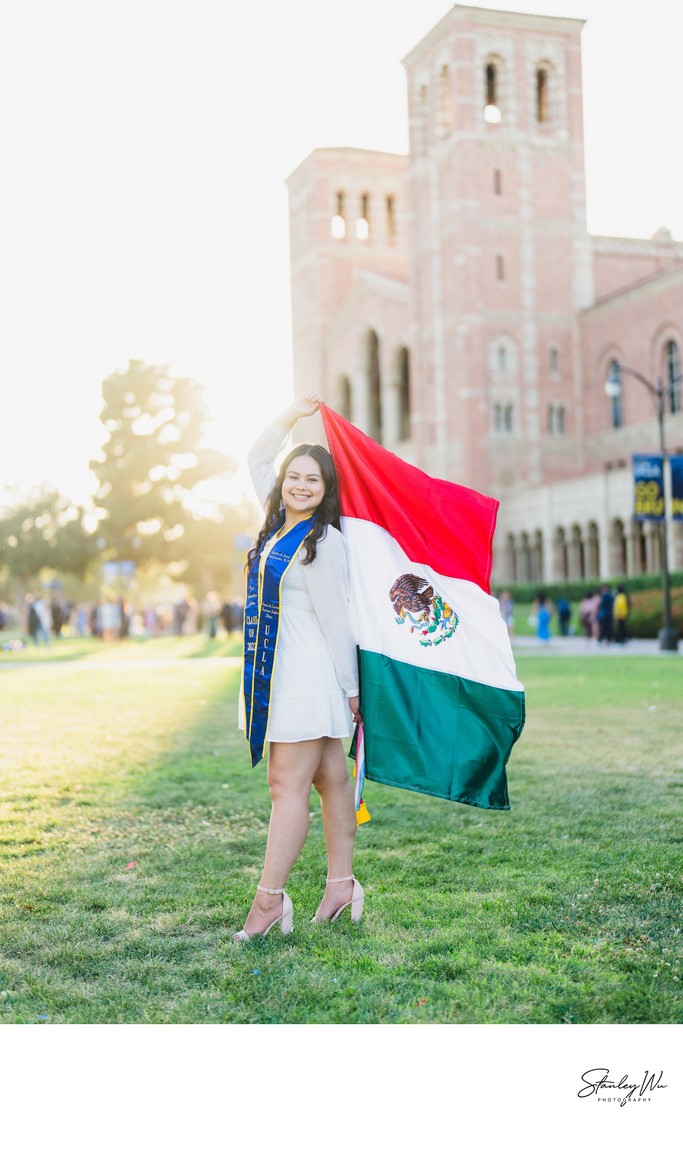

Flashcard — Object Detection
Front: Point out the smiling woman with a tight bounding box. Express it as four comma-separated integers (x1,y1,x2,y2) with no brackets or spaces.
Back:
233,392,364,941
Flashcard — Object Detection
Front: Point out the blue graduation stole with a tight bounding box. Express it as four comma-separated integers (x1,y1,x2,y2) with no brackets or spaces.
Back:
243,514,316,766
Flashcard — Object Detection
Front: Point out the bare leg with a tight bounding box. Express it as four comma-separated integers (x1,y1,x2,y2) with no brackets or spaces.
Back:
239,738,324,936
312,737,357,920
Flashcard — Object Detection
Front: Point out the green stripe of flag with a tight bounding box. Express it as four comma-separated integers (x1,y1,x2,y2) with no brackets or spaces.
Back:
359,650,525,811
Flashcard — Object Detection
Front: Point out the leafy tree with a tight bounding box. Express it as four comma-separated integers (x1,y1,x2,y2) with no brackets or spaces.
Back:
0,489,98,587
90,361,234,565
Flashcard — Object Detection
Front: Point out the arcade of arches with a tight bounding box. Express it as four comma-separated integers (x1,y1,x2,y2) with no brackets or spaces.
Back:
334,330,411,448
503,518,683,585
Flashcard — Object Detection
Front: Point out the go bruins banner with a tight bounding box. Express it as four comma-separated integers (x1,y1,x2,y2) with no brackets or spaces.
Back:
671,455,683,520
633,454,664,521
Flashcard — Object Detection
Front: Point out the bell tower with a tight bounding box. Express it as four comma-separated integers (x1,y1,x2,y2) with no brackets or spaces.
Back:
403,4,593,494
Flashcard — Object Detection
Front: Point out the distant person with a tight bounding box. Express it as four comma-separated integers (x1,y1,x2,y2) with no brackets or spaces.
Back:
579,591,595,641
589,589,602,640
173,599,190,636
220,599,233,635
76,603,89,637
204,592,220,639
26,596,40,645
499,590,515,636
51,599,64,638
555,596,571,637
596,585,614,644
535,595,552,644
100,599,122,642
156,604,172,635
119,599,131,639
613,585,630,644
31,595,51,646
90,602,102,638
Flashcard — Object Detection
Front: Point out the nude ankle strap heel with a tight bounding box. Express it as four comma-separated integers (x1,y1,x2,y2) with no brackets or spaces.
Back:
313,875,365,924
232,885,293,941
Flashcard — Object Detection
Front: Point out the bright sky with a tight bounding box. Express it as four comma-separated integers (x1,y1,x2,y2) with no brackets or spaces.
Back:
2,0,683,508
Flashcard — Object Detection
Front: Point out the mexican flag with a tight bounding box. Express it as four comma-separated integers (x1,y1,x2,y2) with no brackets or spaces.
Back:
320,404,525,811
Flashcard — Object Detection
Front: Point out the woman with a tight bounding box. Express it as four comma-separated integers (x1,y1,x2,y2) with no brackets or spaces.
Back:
233,392,364,941
535,595,552,644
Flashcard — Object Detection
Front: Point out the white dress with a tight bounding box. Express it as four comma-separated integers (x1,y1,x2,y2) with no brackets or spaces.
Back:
239,421,359,744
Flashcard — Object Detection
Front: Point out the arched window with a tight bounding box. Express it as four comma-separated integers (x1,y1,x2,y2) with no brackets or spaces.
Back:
553,526,568,581
337,376,351,421
548,404,566,435
586,522,600,579
505,534,518,583
331,190,346,239
632,520,647,574
570,524,585,580
357,193,370,241
496,253,505,281
484,61,501,123
666,339,681,413
493,403,514,433
520,532,532,582
489,335,517,376
367,330,382,443
494,168,503,195
549,346,559,375
398,347,410,440
438,64,453,137
533,530,544,582
608,360,623,428
385,194,396,241
610,519,627,575
536,68,549,123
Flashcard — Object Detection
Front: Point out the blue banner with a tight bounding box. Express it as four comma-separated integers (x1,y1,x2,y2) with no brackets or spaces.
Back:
671,455,683,521
633,454,664,520
102,560,136,583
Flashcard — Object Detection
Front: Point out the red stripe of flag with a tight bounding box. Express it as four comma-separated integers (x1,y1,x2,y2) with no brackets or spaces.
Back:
320,404,498,593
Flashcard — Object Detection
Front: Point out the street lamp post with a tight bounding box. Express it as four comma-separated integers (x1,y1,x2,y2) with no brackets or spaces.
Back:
604,364,680,651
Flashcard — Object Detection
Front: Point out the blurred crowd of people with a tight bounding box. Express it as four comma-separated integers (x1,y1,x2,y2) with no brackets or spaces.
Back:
577,585,630,645
0,593,244,646
497,585,631,645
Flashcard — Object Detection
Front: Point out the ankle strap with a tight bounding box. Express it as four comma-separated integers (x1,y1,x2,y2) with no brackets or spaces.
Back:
258,884,285,895
326,875,354,883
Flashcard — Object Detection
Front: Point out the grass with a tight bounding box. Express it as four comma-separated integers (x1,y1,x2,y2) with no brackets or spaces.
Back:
0,631,243,662
0,640,681,1024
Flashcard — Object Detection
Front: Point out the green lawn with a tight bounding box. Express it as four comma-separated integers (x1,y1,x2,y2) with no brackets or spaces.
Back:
0,642,680,1024
0,631,243,662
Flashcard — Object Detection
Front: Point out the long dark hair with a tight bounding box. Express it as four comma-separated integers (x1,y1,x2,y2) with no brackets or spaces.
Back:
246,443,340,573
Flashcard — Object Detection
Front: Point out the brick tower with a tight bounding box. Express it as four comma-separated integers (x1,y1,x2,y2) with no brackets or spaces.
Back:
403,4,593,495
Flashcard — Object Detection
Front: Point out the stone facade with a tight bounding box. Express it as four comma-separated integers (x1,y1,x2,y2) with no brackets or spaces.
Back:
286,4,683,584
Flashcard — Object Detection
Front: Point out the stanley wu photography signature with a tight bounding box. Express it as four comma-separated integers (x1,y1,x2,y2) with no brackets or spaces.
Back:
578,1068,668,1107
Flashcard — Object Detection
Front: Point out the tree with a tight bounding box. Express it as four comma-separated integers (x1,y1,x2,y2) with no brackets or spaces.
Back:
90,361,234,565
0,488,99,588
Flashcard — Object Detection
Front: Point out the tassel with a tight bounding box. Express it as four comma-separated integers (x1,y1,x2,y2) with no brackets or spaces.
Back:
353,722,370,824
356,798,371,825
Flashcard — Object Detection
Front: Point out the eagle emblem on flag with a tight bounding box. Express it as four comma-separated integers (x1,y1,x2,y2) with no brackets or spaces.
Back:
389,574,459,647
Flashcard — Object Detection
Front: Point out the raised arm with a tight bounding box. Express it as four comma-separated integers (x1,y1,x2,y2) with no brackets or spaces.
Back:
246,393,322,509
